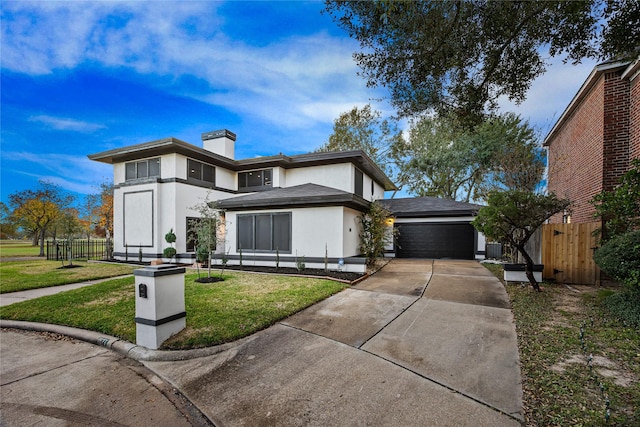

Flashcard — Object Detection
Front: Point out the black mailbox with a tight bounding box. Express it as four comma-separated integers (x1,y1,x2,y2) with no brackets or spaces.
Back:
138,283,148,299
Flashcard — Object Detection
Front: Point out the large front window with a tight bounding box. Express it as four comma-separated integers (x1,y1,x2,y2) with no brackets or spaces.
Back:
237,212,291,252
125,158,160,181
238,169,273,192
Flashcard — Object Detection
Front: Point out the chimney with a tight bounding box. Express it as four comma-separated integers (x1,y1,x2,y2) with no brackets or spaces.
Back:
201,129,236,159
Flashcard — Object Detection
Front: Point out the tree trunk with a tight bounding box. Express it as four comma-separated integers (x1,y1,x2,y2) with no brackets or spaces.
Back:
517,245,540,291
38,228,46,257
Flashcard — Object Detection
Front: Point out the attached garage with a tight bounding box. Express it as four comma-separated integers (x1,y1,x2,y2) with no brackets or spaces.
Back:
395,222,475,259
380,197,484,260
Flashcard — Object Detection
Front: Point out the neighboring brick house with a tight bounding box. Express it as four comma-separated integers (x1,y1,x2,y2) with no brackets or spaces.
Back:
544,58,640,224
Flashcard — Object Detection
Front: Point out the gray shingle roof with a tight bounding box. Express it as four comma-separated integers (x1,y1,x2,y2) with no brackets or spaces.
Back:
216,183,370,212
380,197,482,218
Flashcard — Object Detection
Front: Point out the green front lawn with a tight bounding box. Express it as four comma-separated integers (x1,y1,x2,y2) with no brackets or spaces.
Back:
0,272,347,349
0,260,135,293
0,240,42,257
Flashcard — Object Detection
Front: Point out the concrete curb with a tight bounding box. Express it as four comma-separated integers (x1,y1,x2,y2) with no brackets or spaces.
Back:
0,319,253,362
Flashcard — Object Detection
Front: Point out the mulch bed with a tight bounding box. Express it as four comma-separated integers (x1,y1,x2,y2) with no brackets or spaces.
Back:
211,265,365,282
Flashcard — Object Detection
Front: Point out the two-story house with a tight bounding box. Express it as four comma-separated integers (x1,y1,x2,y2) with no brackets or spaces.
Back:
89,129,397,273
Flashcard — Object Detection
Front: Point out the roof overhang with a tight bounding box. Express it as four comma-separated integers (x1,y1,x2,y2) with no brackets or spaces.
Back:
89,143,397,191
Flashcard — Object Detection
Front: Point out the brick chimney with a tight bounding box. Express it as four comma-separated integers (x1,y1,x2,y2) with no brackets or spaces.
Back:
201,129,236,159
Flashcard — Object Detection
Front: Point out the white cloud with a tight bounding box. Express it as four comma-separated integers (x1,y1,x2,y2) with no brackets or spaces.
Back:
2,151,112,194
1,2,376,131
28,115,106,132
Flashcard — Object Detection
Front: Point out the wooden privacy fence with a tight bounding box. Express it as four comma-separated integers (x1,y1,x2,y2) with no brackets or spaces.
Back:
542,222,600,285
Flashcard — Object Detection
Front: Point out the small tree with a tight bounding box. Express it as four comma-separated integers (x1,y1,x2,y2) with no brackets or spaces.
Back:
359,201,396,267
472,191,570,291
163,229,177,263
59,209,82,267
189,195,222,281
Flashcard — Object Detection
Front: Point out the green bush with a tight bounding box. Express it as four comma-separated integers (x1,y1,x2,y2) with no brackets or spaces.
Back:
602,290,640,328
163,247,177,259
593,230,640,289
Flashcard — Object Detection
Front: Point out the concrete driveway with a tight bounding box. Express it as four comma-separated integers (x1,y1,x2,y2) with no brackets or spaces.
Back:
147,259,523,426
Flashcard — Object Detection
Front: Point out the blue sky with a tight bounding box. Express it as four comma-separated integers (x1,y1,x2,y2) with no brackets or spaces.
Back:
1,1,598,206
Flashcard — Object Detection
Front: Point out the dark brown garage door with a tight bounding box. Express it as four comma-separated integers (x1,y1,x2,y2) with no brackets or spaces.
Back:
395,222,475,259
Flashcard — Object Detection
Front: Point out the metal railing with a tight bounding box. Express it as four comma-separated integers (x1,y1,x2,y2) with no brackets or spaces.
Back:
46,239,112,261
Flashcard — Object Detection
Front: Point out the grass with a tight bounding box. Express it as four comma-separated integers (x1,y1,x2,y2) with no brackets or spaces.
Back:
0,240,42,257
483,263,640,426
0,272,347,349
0,260,135,293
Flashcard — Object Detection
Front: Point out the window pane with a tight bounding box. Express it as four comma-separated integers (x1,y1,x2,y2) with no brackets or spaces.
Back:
355,168,364,197
149,158,160,177
238,215,254,250
126,163,136,180
255,214,272,250
202,164,214,183
238,172,247,188
188,159,201,180
273,213,291,252
137,161,148,178
186,217,199,252
263,169,272,187
247,171,263,187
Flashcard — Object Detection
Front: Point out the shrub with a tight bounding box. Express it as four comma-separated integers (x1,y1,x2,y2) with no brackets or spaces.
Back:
593,230,640,289
602,290,640,328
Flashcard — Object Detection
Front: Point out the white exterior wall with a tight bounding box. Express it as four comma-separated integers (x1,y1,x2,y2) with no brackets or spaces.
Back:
285,163,352,193
342,208,362,257
272,167,285,188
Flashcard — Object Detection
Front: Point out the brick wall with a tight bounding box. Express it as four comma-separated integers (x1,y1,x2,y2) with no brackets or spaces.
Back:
630,73,640,160
547,76,605,223
602,70,630,191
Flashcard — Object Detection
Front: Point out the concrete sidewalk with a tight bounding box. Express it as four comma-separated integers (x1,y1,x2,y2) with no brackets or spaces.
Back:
146,259,523,426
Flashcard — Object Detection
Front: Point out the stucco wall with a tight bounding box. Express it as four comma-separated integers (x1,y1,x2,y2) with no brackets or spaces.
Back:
285,163,353,194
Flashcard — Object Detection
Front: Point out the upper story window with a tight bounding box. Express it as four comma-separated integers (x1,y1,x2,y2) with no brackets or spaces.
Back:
238,168,272,192
125,157,160,181
187,159,215,185
354,168,364,197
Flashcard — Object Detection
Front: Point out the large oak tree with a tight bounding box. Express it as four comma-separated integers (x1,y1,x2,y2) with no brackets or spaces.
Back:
325,0,639,124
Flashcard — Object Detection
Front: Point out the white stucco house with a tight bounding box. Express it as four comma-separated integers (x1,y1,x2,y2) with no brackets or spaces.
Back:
89,129,486,273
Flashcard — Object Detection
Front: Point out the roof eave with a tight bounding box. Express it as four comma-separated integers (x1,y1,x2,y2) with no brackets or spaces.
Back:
543,60,631,147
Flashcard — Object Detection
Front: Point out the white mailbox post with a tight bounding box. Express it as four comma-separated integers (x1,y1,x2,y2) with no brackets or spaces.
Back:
134,265,186,350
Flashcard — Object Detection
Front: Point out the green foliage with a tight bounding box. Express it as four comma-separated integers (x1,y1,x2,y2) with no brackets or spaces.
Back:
473,191,570,289
591,158,640,241
8,180,74,256
325,0,639,122
195,245,208,264
163,247,177,259
394,112,544,202
189,194,222,278
593,230,640,289
602,290,640,328
295,253,306,272
317,104,403,178
358,201,394,266
164,228,177,244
